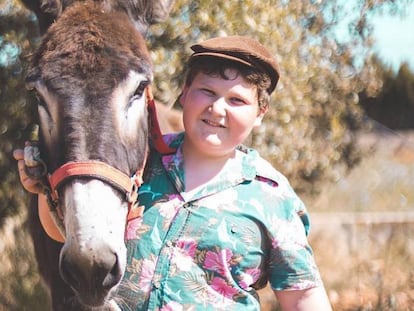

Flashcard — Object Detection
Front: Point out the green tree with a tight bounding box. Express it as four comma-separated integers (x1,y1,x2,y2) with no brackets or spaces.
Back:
0,0,38,225
0,1,50,309
2,0,410,217
360,60,414,129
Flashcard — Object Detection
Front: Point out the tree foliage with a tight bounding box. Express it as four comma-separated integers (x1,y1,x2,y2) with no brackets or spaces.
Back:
0,0,38,225
360,60,414,129
0,1,49,309
147,0,411,194
1,0,411,218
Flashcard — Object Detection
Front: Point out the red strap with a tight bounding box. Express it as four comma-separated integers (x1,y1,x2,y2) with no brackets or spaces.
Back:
146,88,177,155
127,205,145,222
48,161,137,194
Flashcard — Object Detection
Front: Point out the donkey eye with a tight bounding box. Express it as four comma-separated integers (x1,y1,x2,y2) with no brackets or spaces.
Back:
133,80,149,98
29,89,47,108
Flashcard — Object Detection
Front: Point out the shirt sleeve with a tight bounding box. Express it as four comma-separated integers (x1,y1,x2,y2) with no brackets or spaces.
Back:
266,189,323,291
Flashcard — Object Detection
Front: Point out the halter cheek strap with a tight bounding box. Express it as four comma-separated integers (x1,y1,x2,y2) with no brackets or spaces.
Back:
38,194,65,242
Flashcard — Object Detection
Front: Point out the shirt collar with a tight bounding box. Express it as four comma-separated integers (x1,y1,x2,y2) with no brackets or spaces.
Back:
160,133,258,200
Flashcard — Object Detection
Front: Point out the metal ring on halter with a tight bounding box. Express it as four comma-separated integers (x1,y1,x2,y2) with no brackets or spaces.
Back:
24,158,48,180
24,143,48,180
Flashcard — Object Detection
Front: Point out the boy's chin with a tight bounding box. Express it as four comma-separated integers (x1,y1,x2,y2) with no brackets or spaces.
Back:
204,134,223,145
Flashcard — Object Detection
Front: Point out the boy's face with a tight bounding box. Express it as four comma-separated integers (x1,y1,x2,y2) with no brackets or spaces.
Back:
180,69,266,158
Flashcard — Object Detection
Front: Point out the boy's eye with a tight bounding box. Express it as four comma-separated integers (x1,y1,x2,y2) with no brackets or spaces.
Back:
201,88,215,96
230,97,246,106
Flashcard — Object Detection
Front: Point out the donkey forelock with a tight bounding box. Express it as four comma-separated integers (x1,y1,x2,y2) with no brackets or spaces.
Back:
29,1,152,98
27,1,153,174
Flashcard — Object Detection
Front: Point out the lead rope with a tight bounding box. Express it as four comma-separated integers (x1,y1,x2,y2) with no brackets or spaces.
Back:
125,88,178,223
145,87,177,155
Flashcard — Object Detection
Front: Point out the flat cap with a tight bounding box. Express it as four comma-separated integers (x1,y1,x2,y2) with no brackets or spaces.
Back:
190,35,280,94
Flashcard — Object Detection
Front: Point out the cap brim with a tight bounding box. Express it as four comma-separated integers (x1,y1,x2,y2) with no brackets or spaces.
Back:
190,52,255,69
190,51,278,94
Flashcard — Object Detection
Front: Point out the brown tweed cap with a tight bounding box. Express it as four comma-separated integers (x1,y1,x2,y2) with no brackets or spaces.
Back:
190,35,280,94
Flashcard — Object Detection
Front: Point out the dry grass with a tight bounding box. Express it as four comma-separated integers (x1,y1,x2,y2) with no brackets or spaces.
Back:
259,131,414,310
0,208,50,311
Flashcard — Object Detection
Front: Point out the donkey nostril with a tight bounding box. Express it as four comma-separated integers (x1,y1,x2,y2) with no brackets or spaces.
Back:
60,248,122,293
60,253,82,290
102,253,122,289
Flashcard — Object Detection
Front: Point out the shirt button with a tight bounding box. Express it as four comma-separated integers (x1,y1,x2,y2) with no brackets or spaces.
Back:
166,240,172,247
153,281,161,289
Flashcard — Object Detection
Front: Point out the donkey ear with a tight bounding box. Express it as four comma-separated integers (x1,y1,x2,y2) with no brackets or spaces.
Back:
20,0,76,34
148,0,175,24
38,0,76,19
115,0,175,35
39,0,64,16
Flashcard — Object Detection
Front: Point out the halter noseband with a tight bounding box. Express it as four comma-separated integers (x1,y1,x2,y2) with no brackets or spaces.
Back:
26,86,176,242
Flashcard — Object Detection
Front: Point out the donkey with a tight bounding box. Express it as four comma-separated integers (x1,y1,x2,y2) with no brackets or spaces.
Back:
22,0,178,309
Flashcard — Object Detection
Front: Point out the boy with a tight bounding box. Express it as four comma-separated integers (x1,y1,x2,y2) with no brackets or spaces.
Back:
15,36,332,310
117,36,332,310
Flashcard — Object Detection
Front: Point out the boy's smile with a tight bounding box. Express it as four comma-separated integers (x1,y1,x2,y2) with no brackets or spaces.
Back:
180,69,266,159
202,118,226,128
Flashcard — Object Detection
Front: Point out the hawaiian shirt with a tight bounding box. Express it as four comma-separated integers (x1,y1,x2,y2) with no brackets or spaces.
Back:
114,132,322,310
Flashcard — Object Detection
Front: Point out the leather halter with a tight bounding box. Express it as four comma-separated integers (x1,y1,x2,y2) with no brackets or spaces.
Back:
30,86,176,242
48,160,143,208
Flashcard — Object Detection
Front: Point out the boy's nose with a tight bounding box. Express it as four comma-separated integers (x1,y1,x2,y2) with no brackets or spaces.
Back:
209,98,226,115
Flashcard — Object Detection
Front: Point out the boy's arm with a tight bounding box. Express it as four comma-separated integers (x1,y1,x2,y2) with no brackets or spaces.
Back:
13,149,45,194
274,286,332,311
14,148,65,242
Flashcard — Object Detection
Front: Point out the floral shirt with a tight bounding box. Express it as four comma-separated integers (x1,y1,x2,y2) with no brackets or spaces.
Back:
114,133,322,310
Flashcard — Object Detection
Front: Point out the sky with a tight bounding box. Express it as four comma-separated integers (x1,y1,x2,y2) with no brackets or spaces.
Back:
370,2,414,71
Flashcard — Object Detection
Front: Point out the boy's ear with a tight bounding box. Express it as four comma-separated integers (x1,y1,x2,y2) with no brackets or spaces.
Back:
179,86,189,107
254,107,268,127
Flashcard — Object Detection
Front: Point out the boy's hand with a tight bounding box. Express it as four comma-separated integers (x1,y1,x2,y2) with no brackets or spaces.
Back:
13,148,44,194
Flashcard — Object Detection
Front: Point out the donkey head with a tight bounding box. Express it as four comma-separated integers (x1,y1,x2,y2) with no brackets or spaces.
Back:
25,1,170,307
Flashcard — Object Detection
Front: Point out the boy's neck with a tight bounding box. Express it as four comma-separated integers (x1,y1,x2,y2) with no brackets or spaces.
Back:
182,141,237,192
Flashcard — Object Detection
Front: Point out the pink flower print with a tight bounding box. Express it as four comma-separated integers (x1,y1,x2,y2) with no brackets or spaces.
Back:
158,194,181,219
210,277,239,299
125,217,143,240
203,249,233,275
238,268,261,290
167,193,182,202
163,133,177,146
176,239,197,257
160,301,183,311
138,258,157,293
171,239,197,271
271,217,307,250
